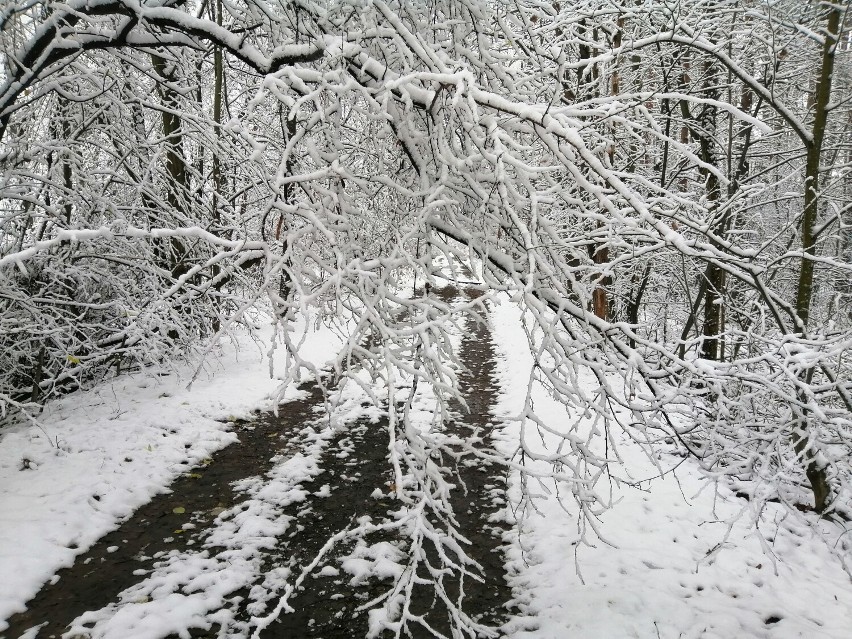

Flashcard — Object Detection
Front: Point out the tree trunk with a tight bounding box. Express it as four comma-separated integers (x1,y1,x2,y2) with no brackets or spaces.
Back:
790,5,841,513
697,54,724,362
151,53,190,280
211,0,224,331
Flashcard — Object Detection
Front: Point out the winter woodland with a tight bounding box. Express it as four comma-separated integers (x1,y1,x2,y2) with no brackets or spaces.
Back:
1,0,851,637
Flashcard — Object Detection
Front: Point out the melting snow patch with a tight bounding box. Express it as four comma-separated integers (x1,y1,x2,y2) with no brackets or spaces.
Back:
341,540,405,586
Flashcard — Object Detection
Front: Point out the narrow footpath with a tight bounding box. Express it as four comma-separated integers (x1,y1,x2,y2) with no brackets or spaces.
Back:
3,286,515,639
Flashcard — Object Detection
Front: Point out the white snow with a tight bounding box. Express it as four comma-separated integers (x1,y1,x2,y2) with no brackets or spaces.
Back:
65,433,334,638
0,312,343,631
489,296,852,639
317,565,340,577
340,540,406,586
1,299,851,638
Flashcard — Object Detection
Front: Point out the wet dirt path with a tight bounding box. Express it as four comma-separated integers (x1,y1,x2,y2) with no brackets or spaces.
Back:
2,286,515,639
1,382,325,639
249,286,513,639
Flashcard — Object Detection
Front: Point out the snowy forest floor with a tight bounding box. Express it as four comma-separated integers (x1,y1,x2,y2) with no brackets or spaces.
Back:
1,286,852,638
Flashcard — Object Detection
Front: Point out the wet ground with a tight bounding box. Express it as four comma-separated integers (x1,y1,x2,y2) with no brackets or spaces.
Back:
2,286,516,639
2,384,324,639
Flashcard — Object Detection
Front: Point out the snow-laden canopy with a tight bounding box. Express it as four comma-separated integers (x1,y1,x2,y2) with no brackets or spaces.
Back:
1,1,850,607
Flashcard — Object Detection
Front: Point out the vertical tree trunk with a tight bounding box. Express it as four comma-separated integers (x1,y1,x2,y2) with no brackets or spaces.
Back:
794,6,840,331
697,54,724,362
212,0,224,216
210,0,224,331
591,15,625,322
277,113,297,307
791,5,841,513
151,53,189,279
676,34,726,362
59,101,73,228
30,346,45,403
577,18,610,320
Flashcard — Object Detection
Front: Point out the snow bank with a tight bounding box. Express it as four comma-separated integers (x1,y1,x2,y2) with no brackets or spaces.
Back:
489,297,852,639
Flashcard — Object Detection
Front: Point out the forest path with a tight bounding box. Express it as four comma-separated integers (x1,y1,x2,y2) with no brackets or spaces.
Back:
3,286,515,639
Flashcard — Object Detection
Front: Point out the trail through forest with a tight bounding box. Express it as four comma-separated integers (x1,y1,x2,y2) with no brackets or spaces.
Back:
2,2,852,637
3,286,514,639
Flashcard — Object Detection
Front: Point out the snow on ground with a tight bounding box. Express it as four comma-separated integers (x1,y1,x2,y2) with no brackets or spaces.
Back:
0,312,343,631
489,297,852,639
64,419,335,639
59,369,388,639
4,291,852,638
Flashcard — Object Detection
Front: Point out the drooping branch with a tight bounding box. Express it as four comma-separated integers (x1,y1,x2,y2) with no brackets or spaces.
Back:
0,0,327,141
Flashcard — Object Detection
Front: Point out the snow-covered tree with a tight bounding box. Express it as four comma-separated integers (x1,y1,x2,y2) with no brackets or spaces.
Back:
1,0,851,633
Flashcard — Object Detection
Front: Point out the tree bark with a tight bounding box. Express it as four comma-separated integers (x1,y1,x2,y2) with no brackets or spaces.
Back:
151,53,190,279
790,5,842,513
